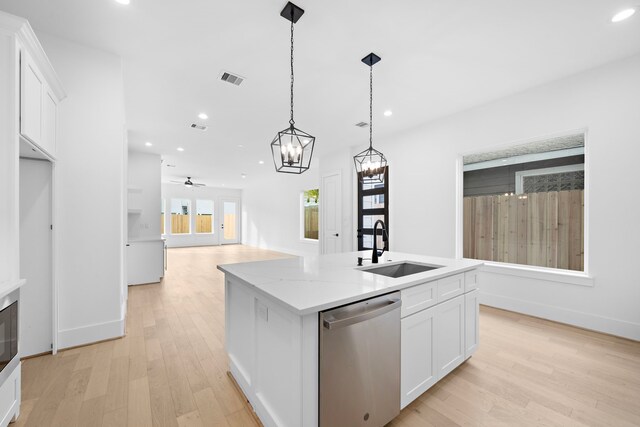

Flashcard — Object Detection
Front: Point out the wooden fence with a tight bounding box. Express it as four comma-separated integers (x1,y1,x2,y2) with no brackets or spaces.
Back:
196,215,212,233
304,205,319,240
171,214,190,234
169,214,213,234
463,190,584,271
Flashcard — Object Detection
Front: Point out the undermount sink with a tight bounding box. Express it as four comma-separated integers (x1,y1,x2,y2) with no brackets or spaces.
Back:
362,261,442,278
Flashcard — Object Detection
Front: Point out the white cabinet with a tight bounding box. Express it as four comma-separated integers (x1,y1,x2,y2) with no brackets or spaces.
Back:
20,50,58,157
401,307,436,408
41,90,57,155
400,280,437,318
437,273,464,302
401,269,479,408
126,240,164,285
465,289,480,358
434,294,465,379
20,51,42,145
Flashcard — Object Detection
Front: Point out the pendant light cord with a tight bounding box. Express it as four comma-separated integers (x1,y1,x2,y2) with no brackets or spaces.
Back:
369,65,373,150
289,19,295,127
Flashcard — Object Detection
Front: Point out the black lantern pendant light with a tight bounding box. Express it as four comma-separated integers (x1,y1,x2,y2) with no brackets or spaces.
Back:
270,2,315,174
354,53,387,184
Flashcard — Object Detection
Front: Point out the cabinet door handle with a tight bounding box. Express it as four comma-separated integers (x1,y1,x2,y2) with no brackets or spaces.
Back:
333,233,339,237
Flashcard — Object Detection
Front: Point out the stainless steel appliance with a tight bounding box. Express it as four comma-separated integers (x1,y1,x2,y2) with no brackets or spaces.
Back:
0,289,18,386
320,291,401,427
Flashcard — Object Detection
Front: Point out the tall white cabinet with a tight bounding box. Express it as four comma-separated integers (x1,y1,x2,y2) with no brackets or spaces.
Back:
0,11,65,427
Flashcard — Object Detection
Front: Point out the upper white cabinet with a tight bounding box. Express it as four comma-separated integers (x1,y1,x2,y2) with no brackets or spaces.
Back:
21,51,43,143
20,49,59,157
42,90,57,155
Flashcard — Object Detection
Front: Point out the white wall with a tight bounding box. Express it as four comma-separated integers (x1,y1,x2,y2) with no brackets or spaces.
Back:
162,183,241,248
0,31,19,290
128,151,161,241
38,33,127,348
321,54,640,340
242,167,320,257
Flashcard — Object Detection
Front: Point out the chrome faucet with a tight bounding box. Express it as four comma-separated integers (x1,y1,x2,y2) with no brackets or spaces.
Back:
371,220,389,264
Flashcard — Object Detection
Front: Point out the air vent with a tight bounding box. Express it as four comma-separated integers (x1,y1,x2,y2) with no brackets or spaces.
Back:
190,123,208,131
220,71,245,86
355,121,369,128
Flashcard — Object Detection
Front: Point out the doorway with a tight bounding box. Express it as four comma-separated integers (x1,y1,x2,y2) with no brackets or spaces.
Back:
321,171,342,254
19,157,53,357
220,198,240,244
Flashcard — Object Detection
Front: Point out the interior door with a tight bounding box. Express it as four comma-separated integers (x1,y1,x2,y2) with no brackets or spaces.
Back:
321,172,342,254
19,158,53,357
220,198,240,244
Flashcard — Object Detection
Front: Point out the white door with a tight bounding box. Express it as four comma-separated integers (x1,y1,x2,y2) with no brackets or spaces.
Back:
321,171,342,254
401,306,436,408
19,158,53,357
434,294,465,380
220,198,240,244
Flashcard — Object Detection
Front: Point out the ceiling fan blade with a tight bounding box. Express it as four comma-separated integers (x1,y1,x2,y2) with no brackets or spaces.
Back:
193,183,206,187
169,180,183,183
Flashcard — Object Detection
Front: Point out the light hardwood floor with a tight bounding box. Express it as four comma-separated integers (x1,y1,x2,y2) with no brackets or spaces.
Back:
15,245,640,427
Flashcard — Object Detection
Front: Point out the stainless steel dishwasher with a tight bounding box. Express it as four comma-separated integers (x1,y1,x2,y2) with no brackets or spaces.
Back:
319,291,401,427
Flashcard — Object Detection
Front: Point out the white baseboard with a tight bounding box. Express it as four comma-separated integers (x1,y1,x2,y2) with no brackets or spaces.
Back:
57,317,125,349
480,291,640,341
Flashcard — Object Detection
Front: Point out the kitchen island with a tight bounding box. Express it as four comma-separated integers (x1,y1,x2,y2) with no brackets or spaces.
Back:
218,251,483,427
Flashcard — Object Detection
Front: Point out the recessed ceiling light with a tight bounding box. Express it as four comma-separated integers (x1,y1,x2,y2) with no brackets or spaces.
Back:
115,0,130,5
258,160,264,165
612,8,636,22
145,142,152,147
241,173,246,179
237,144,244,148
198,112,208,120
384,110,393,117
177,147,184,152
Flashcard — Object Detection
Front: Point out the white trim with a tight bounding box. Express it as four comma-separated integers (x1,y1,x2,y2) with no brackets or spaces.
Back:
57,317,125,350
515,163,584,194
463,147,584,171
480,292,640,341
455,156,464,259
480,262,593,286
0,11,66,101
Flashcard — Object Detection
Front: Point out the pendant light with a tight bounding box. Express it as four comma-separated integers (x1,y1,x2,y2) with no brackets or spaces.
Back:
354,53,387,184
270,2,315,174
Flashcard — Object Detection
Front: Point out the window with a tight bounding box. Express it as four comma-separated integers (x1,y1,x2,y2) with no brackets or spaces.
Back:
170,199,191,234
196,200,214,234
357,167,389,250
301,189,319,240
161,199,165,235
463,134,585,271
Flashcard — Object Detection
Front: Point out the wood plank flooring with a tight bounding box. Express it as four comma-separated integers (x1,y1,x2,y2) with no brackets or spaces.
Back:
16,245,640,427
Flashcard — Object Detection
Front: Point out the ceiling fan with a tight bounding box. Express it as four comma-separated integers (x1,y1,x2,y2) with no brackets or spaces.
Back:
170,177,206,188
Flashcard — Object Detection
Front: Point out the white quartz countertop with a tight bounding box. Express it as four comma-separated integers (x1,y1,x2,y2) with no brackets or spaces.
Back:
217,251,483,315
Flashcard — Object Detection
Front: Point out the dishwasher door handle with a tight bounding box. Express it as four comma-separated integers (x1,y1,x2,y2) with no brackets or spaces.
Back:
323,299,401,330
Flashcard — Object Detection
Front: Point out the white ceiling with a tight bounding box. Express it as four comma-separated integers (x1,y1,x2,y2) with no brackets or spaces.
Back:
1,0,639,188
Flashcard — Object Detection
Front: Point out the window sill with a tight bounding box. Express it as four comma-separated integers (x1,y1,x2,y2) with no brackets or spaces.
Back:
478,261,594,287
300,238,319,245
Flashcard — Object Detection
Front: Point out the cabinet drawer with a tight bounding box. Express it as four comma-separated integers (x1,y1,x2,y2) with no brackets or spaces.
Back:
464,270,479,292
401,281,437,318
437,273,464,302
